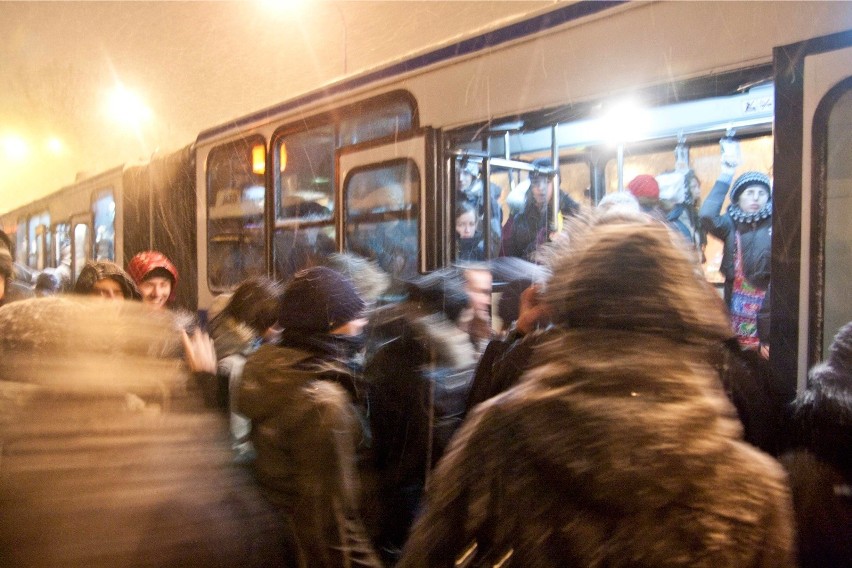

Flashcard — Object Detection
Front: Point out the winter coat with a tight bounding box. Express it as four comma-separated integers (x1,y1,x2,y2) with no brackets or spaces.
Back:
699,176,772,304
501,191,579,259
239,343,381,568
400,329,795,568
366,305,479,556
208,313,259,450
781,360,852,568
401,220,794,568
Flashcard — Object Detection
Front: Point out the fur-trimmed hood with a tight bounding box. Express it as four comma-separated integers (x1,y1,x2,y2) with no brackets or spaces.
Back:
208,314,257,360
400,219,794,568
368,303,478,370
400,327,795,567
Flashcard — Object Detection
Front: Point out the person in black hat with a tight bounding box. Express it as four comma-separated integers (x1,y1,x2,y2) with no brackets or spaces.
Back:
500,157,580,260
238,266,381,567
700,138,772,354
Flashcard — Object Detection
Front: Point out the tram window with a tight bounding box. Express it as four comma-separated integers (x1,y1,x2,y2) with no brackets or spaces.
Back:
603,134,773,285
208,234,265,289
338,98,413,146
34,224,48,271
92,189,115,261
15,219,26,265
821,88,852,355
345,160,419,280
273,225,336,284
276,127,334,221
73,223,89,279
54,223,71,283
27,211,49,269
206,136,266,290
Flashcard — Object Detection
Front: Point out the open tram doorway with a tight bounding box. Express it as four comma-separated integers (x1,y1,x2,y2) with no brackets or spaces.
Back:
447,77,775,290
446,72,778,364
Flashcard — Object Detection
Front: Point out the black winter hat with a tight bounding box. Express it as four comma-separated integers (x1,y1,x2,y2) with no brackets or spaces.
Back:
827,320,852,376
278,266,365,332
730,171,771,204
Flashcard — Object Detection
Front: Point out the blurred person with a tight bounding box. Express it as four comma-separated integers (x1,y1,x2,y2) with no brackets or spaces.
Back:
73,260,141,301
322,251,392,309
206,276,283,462
658,169,706,259
500,158,580,260
34,271,62,297
239,267,381,567
400,220,794,567
700,138,772,354
0,248,12,308
0,296,295,566
365,268,478,564
0,230,35,304
459,263,493,351
127,250,180,311
596,190,641,215
780,321,852,568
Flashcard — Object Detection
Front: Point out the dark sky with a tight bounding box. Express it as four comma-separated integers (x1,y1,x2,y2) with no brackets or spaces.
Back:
0,0,553,214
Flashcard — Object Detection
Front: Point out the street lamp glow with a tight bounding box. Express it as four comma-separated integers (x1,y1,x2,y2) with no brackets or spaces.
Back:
106,85,153,126
46,137,64,155
3,135,29,161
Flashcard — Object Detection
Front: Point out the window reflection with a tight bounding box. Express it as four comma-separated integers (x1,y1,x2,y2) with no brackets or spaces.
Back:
822,88,852,355
345,160,419,280
207,137,266,289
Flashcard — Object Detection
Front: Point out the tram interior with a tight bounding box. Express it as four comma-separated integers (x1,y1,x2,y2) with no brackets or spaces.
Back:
451,83,775,294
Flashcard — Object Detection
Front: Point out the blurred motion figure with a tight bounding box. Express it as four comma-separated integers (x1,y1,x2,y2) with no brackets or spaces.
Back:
400,219,794,567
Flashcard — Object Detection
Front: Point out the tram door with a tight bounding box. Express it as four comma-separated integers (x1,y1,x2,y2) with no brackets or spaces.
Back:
773,30,852,394
337,129,437,278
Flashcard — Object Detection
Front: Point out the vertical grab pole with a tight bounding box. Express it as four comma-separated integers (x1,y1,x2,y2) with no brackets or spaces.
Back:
617,143,625,192
482,156,492,259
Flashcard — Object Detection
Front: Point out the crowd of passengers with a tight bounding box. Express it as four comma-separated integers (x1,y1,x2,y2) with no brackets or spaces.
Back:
0,139,848,567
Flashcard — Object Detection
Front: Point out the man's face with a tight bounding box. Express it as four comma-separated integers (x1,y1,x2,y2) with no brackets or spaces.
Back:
459,171,474,189
465,268,492,315
139,276,172,310
91,278,125,300
738,184,770,213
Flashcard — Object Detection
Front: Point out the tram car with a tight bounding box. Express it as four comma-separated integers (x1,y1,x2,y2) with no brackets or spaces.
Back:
3,1,852,396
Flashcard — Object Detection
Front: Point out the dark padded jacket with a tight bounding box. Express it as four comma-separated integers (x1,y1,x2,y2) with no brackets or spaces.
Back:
699,175,771,304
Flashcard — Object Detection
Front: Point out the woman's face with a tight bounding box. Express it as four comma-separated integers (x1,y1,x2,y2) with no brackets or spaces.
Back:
139,276,172,310
689,177,701,202
456,211,476,238
737,184,770,213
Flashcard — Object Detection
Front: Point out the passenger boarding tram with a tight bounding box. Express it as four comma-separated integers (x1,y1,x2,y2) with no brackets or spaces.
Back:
2,1,852,397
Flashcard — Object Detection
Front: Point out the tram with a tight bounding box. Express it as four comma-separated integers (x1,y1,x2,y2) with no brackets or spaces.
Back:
2,1,851,396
